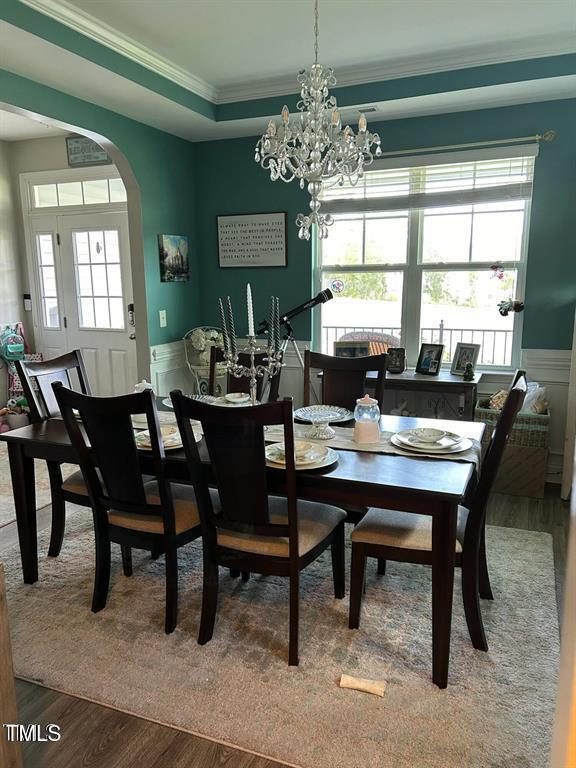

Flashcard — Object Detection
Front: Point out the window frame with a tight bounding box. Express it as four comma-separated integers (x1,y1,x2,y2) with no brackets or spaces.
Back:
314,149,534,370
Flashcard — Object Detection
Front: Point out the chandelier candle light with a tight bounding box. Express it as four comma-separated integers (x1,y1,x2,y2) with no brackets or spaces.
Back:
218,286,283,406
255,0,382,241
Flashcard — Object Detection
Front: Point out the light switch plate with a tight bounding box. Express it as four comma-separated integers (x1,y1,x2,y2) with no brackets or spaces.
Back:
159,309,167,328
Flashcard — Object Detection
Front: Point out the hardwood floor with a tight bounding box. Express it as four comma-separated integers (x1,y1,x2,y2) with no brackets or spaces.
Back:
4,487,570,768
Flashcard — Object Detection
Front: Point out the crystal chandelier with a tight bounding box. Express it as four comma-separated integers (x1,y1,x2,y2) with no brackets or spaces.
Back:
254,0,382,241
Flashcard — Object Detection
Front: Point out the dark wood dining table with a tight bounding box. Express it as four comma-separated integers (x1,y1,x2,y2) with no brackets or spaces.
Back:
0,412,484,688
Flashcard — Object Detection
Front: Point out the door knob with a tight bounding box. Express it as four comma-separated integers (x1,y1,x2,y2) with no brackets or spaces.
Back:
129,333,136,340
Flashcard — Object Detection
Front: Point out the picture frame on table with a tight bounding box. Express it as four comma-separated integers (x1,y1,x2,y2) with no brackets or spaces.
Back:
415,343,444,376
451,342,481,375
334,340,371,358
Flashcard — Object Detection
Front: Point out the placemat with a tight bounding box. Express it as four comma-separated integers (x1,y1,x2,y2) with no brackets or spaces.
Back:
265,424,481,466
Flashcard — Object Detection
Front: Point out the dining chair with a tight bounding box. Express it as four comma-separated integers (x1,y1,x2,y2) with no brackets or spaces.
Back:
207,346,283,402
16,350,93,558
303,350,387,412
349,371,527,654
52,384,202,633
171,392,346,665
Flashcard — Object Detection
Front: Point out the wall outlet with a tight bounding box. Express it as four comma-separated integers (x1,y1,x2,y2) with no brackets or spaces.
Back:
159,309,167,328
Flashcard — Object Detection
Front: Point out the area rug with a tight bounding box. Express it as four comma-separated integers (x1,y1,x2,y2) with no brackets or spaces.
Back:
1,514,559,768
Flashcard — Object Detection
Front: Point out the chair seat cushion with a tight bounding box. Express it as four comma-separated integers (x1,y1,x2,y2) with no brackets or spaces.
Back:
108,482,200,535
216,495,346,558
351,506,468,552
61,469,88,496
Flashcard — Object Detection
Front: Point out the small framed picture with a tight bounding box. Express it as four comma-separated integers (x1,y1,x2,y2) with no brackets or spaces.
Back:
334,340,371,358
415,343,444,376
451,342,481,375
387,347,406,374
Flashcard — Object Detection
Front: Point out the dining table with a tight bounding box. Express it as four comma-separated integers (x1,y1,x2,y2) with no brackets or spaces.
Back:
0,409,484,688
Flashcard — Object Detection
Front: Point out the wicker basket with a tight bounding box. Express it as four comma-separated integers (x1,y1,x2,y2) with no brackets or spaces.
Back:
475,400,549,497
475,399,549,448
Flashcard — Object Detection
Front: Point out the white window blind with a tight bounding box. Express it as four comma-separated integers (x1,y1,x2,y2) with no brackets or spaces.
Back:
321,151,536,214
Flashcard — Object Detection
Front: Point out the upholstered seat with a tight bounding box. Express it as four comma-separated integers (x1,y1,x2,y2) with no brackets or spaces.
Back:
108,481,200,535
61,469,89,496
216,495,346,558
351,506,469,552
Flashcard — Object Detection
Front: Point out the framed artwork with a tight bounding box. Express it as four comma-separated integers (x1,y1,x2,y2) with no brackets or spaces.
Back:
334,340,371,358
158,234,189,282
415,343,444,376
451,342,481,375
217,212,287,268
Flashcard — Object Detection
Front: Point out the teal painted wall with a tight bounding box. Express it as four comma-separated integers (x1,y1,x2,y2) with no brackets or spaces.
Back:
0,69,200,346
195,99,576,349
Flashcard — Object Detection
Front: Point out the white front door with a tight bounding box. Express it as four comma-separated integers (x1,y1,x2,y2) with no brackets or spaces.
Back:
29,211,137,396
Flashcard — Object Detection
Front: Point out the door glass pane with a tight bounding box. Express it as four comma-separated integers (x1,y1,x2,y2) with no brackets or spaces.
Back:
73,230,125,330
35,233,60,328
89,231,106,262
106,264,122,295
108,178,127,202
320,270,403,354
57,182,83,206
83,179,110,205
74,231,90,263
33,184,58,207
420,269,518,366
104,230,120,262
79,298,95,328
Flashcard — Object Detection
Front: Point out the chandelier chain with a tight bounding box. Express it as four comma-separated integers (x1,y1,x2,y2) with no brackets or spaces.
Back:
254,0,382,240
314,0,319,65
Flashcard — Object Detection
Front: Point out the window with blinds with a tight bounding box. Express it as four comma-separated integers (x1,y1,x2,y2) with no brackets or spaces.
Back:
316,148,535,368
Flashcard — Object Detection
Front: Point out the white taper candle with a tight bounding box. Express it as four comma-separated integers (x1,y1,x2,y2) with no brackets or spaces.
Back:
247,283,255,337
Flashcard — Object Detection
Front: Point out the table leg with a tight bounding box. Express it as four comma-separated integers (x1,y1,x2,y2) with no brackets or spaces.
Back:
7,443,38,584
431,501,457,688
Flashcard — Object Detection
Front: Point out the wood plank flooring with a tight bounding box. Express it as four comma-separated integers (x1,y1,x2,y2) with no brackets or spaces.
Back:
3,487,569,768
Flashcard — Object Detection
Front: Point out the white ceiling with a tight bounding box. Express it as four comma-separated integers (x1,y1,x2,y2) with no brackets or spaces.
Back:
0,109,68,141
26,0,576,101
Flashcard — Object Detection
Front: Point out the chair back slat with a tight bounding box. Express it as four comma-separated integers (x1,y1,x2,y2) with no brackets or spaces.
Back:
172,393,297,544
464,370,527,547
208,346,283,402
52,385,171,523
304,350,387,411
17,350,91,421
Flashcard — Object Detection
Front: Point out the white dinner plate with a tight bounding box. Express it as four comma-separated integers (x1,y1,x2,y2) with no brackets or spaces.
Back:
161,398,174,409
391,434,472,455
212,396,259,407
266,441,329,467
394,429,464,451
134,425,200,450
293,404,354,423
266,446,339,471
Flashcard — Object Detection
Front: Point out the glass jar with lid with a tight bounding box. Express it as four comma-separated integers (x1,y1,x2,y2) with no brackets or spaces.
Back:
353,394,381,443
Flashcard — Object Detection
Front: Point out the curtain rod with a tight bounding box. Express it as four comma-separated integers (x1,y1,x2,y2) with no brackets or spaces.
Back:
377,130,556,158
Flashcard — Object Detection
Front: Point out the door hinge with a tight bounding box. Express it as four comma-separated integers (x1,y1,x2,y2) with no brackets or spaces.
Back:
56,233,61,245
63,316,67,328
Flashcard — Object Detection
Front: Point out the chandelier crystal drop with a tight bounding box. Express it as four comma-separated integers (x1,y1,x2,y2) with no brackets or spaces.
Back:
254,0,382,241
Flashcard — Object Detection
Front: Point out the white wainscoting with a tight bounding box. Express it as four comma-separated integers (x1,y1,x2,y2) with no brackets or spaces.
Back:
149,340,194,397
148,341,570,483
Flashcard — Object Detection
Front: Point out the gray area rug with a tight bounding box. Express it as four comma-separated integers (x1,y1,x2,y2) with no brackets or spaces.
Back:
1,512,559,768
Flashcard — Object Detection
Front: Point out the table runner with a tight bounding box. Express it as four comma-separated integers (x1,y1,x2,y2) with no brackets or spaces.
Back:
265,423,481,466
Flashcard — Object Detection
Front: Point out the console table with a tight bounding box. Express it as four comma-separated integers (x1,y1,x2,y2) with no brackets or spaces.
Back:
382,369,482,421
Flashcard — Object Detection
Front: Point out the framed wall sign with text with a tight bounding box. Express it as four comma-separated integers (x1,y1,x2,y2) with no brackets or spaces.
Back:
217,212,287,268
66,137,110,167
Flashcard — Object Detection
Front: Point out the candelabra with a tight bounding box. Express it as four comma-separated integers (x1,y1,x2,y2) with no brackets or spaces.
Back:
218,285,283,406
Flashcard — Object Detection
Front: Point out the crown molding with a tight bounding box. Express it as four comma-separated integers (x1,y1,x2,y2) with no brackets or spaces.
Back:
19,0,576,108
215,33,576,103
21,0,218,102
